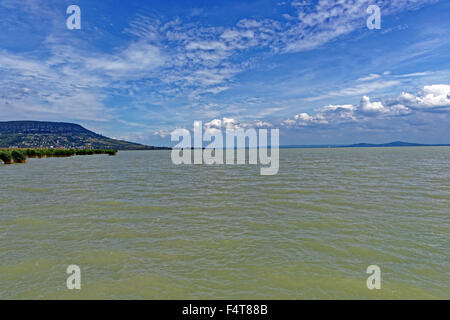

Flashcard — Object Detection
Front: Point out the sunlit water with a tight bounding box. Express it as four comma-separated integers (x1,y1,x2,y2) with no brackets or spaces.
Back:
0,148,449,299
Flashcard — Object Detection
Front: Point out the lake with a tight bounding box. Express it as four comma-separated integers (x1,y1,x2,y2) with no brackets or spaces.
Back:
0,147,449,299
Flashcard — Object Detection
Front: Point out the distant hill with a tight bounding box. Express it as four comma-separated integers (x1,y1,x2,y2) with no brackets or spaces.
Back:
281,141,450,148
0,121,169,150
342,141,450,148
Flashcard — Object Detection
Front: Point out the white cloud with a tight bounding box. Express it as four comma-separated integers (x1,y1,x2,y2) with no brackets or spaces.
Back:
359,96,389,114
204,117,242,130
282,0,436,53
358,74,381,82
317,104,357,121
394,71,430,78
170,128,190,136
282,119,296,126
294,112,328,125
254,120,272,127
221,29,254,41
399,84,450,109
334,81,400,97
280,84,450,128
186,41,228,51
304,80,401,102
84,42,165,78
204,118,223,129
153,129,171,138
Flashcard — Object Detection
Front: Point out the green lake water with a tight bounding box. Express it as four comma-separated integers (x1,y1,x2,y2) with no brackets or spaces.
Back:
0,147,449,299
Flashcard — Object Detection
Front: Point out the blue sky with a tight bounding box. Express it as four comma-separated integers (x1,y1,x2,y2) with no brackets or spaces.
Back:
0,0,449,145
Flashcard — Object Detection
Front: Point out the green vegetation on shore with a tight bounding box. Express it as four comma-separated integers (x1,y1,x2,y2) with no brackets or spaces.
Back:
0,148,117,165
0,151,13,164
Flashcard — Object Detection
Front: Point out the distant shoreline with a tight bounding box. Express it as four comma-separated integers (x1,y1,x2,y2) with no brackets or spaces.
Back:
280,141,450,149
173,142,450,150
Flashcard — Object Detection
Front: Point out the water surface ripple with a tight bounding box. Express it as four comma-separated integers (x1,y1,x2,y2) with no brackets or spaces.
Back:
0,148,449,299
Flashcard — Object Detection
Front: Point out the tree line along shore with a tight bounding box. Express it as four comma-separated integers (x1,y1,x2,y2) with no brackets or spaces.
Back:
0,148,117,165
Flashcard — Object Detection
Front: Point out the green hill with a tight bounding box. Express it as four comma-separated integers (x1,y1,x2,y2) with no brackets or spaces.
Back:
0,121,169,150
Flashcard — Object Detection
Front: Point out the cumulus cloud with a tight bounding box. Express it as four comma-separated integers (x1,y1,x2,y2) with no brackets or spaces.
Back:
399,84,450,110
205,117,242,131
153,129,171,138
254,120,273,128
359,96,389,114
159,118,273,139
155,83,448,145
295,112,328,125
315,104,356,121
281,84,450,128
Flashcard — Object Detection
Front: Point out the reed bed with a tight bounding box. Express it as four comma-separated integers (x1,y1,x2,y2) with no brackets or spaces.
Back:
0,148,117,165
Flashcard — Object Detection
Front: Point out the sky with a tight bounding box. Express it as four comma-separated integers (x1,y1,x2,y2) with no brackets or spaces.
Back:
0,0,449,146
